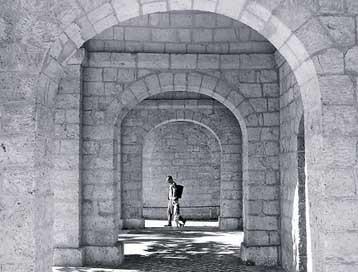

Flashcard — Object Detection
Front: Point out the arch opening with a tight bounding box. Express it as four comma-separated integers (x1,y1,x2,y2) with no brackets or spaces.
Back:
43,3,324,271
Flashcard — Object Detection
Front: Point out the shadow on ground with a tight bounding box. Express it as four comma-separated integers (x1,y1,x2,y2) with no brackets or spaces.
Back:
54,229,284,272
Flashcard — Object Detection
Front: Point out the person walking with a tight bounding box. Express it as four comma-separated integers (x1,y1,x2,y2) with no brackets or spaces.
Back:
165,175,186,227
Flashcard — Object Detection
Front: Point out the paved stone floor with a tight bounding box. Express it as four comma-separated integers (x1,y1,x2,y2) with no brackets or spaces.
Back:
54,222,284,272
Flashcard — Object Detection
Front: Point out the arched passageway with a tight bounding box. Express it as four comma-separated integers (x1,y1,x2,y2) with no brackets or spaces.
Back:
5,1,358,272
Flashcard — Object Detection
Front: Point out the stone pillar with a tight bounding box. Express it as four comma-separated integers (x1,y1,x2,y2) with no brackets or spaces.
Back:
240,123,281,265
53,49,86,266
81,56,124,266
0,46,57,271
219,144,243,230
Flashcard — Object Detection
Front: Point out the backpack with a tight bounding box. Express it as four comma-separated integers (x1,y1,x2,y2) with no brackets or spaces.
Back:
176,184,184,199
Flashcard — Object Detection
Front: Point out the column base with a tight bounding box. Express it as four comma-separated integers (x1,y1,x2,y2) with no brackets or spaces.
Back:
84,243,124,267
122,218,145,229
240,243,279,266
219,217,243,230
53,247,84,266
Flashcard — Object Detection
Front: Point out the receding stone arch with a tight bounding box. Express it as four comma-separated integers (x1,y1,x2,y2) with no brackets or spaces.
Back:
37,1,329,271
120,103,244,229
142,119,223,222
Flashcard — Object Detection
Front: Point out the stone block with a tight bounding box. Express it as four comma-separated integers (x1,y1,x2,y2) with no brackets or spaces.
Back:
84,244,124,266
112,0,140,22
217,0,246,19
138,53,169,69
324,232,358,263
87,3,114,23
143,42,165,53
248,185,279,201
245,230,270,246
323,105,358,136
103,68,117,82
263,200,280,215
165,43,187,53
263,112,279,126
240,244,279,266
83,67,102,82
326,264,358,272
214,28,237,41
171,54,197,69
176,29,191,43
125,27,151,41
152,28,177,42
239,83,262,98
150,13,170,26
220,55,240,69
117,69,136,82
322,199,358,231
219,217,242,230
263,83,279,97
111,53,136,68
320,16,355,46
322,168,356,197
192,28,213,43
94,27,113,40
345,46,358,74
193,0,217,12
88,52,111,67
247,216,279,231
249,98,267,112
194,13,216,27
346,0,358,13
313,48,344,74
318,0,345,13
240,54,275,69
170,13,192,26
319,75,354,105
53,248,83,266
198,54,220,69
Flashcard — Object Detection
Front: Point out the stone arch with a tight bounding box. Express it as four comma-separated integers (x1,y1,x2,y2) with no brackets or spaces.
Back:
119,103,243,229
44,0,323,120
108,69,282,264
142,120,223,223
38,1,329,270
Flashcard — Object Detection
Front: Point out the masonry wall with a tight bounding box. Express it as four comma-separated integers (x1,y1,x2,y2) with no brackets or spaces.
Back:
81,44,280,229
277,52,305,272
85,11,275,54
143,121,221,220
120,97,243,221
53,55,84,265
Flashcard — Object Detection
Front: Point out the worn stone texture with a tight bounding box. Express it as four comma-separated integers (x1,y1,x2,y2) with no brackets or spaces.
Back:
85,11,275,54
277,52,307,272
120,99,242,223
1,1,358,272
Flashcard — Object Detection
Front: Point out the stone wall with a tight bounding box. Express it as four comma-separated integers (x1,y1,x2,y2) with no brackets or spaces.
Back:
276,52,305,272
81,48,281,261
143,121,221,220
53,52,84,266
85,11,275,54
120,97,242,221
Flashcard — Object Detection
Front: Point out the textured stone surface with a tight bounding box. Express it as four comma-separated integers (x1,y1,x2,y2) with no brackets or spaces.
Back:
276,52,307,272
121,100,243,225
85,11,275,54
1,1,358,272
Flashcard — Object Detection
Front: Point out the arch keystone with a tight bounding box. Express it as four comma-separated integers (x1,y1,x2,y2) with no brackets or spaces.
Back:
111,0,140,22
216,0,247,19
169,0,192,10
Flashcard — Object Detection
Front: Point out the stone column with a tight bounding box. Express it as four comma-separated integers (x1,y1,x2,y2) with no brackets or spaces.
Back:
81,56,124,266
53,49,86,266
0,46,56,272
219,144,243,230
